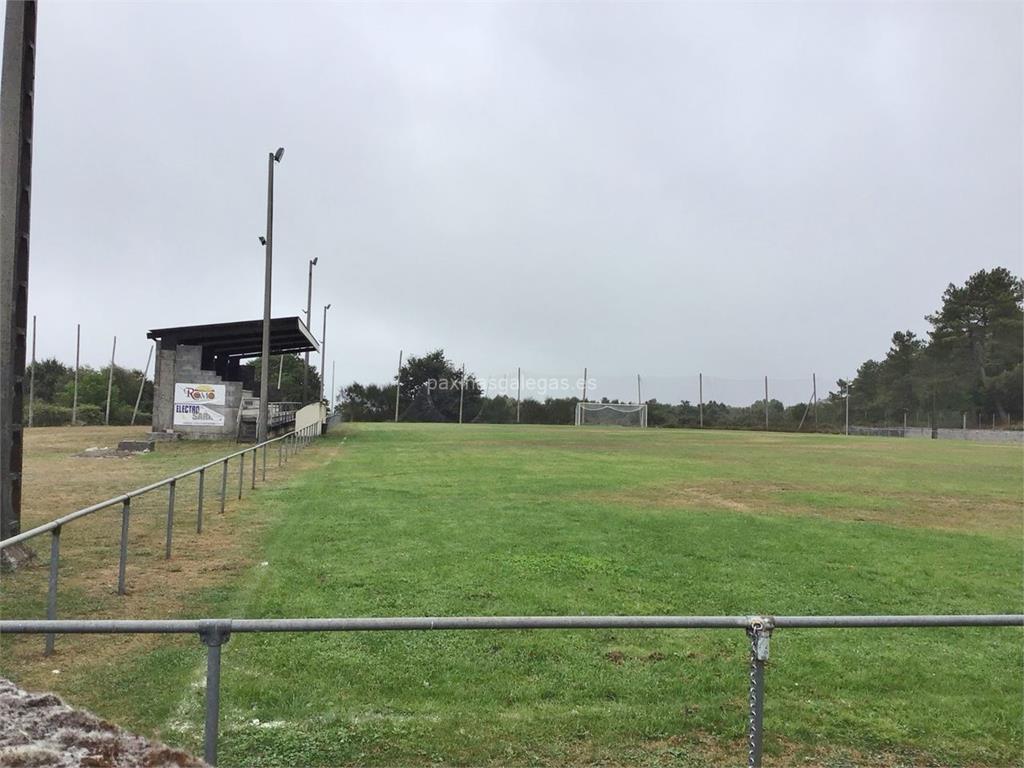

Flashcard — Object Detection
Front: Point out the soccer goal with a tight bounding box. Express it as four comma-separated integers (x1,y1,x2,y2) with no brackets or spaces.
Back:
575,402,648,428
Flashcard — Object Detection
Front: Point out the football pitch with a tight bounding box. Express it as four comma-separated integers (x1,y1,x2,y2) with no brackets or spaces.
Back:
5,423,1023,766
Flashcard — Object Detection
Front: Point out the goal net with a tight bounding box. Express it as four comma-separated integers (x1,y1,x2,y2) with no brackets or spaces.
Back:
575,402,648,428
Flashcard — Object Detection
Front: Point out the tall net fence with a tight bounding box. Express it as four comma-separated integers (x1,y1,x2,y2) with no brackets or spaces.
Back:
346,367,1020,433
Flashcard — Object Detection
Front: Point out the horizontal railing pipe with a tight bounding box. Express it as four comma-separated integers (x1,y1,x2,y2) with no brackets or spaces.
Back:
2,614,1020,635
2,613,1018,768
772,614,1024,628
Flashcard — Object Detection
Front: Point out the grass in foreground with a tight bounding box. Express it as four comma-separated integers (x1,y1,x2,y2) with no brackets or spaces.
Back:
2,424,1022,766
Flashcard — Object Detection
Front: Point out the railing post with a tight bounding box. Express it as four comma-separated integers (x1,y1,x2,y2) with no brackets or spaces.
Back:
251,448,256,490
165,480,176,559
117,498,131,595
746,617,773,768
262,443,267,482
44,526,61,656
219,459,228,515
197,468,205,533
198,620,231,766
238,452,245,500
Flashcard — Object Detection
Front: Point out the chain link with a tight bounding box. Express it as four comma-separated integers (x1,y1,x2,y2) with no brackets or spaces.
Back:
746,621,763,768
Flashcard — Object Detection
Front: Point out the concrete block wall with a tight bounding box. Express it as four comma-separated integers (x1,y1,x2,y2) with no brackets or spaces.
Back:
152,344,176,433
936,428,1024,445
849,424,1022,445
151,344,243,439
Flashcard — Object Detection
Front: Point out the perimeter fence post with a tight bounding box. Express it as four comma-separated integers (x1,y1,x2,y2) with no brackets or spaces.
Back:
262,443,267,481
238,452,244,499
251,448,256,490
165,480,176,559
746,617,773,768
219,459,228,514
198,620,231,766
44,526,61,655
278,440,283,467
117,499,131,595
197,469,205,533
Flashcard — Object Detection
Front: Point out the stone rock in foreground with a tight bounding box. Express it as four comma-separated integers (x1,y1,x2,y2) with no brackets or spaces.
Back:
0,677,206,767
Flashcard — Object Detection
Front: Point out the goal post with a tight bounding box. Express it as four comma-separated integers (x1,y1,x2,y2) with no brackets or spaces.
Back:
575,402,648,428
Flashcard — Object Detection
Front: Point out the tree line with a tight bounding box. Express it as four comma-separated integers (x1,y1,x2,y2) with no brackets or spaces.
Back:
22,358,154,426
341,268,1023,430
840,267,1022,427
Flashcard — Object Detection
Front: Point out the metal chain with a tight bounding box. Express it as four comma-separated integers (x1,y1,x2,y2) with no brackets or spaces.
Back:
746,620,763,768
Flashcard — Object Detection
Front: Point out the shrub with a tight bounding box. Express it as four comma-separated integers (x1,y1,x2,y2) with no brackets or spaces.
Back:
29,402,73,427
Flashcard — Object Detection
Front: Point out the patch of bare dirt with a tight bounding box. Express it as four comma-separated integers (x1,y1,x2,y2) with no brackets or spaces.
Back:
589,480,1021,536
0,677,205,767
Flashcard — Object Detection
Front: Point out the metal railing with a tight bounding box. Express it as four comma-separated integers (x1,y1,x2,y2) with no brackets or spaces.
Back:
0,613,1019,767
240,399,300,428
0,422,326,655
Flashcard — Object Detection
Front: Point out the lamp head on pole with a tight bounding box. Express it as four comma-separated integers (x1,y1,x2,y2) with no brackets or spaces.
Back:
258,236,267,246
273,147,285,162
311,257,318,266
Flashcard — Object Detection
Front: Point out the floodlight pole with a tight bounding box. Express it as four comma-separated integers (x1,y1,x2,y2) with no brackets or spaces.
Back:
71,324,80,424
104,336,116,426
320,304,330,402
130,343,154,426
259,147,284,444
516,367,521,424
699,372,704,428
27,315,35,427
812,372,817,429
845,384,851,436
637,373,641,405
394,350,402,422
0,0,36,542
302,257,317,403
764,375,768,431
458,364,465,424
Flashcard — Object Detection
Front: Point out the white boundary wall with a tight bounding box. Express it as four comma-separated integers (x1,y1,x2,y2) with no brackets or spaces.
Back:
295,402,326,433
850,425,1022,445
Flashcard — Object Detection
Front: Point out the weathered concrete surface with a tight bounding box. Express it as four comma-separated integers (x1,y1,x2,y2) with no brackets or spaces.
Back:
116,440,154,453
0,677,205,767
850,425,1023,444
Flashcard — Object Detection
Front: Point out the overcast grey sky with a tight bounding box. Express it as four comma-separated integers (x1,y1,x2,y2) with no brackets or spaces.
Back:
13,0,1023,403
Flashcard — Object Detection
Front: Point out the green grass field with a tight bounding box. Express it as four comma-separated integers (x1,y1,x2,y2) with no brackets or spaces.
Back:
3,424,1022,766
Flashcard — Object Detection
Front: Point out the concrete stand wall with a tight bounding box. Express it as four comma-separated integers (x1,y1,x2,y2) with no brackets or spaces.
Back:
152,343,244,439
